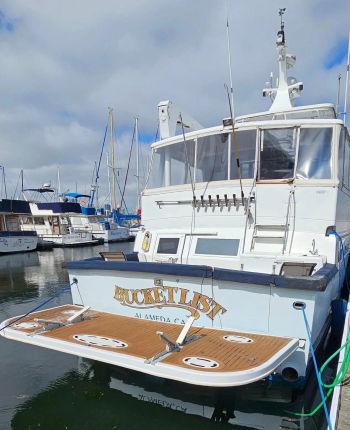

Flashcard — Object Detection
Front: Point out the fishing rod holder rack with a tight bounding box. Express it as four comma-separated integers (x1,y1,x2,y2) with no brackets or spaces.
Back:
155,194,254,209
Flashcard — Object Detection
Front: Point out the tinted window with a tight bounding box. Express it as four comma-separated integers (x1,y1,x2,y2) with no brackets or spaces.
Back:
195,238,239,256
296,128,332,179
260,128,295,180
196,134,229,182
230,129,256,179
157,238,180,254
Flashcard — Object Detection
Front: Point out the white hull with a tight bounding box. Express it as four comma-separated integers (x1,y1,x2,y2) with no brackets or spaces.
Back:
67,262,342,381
92,227,130,243
40,233,97,247
0,234,37,253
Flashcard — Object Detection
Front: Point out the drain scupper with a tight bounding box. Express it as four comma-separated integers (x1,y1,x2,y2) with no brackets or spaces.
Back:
73,334,128,349
183,357,219,369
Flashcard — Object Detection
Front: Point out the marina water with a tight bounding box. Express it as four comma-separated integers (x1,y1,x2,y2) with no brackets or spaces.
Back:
0,243,338,430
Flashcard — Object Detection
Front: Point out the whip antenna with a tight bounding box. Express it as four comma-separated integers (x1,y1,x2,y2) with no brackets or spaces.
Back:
343,30,350,124
225,0,235,116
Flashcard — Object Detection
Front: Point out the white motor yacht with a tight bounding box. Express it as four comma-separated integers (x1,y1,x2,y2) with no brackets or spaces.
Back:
2,16,349,388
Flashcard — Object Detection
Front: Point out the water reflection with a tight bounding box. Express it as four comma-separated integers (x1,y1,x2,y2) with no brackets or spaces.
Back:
11,359,324,430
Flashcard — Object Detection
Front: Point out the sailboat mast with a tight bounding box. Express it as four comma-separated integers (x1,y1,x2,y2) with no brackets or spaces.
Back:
109,107,117,210
135,117,140,210
106,151,111,209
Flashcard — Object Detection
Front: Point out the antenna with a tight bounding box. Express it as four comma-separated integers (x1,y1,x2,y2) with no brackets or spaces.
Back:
225,0,235,116
343,30,350,124
336,74,342,117
279,7,286,31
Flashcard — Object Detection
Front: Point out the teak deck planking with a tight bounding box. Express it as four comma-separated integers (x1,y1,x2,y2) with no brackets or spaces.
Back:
9,305,291,373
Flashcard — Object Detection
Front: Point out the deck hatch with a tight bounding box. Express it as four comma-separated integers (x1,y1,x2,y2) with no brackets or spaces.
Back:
223,334,254,343
73,334,128,349
183,357,219,369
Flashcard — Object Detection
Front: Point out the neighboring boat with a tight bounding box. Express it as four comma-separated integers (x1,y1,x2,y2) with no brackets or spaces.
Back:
19,201,99,247
0,199,38,254
69,212,130,243
2,15,349,388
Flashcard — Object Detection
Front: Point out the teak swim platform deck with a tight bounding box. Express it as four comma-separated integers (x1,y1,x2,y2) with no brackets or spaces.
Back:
0,305,298,387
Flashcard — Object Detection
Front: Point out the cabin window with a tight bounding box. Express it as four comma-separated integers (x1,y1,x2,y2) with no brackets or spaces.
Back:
230,129,256,179
338,128,345,182
34,217,45,225
296,128,332,179
196,133,229,182
157,237,180,254
195,238,239,256
149,140,195,187
259,128,295,180
22,216,33,225
345,141,350,188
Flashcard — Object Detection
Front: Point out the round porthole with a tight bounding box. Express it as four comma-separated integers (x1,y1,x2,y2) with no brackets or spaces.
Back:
223,335,254,344
183,356,219,369
14,322,39,329
73,334,128,349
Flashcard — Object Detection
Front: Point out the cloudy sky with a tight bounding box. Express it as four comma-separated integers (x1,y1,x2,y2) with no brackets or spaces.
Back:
0,0,349,210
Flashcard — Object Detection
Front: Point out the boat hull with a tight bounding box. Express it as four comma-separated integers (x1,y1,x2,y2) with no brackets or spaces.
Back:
92,227,130,243
65,259,342,381
39,233,98,247
0,232,38,253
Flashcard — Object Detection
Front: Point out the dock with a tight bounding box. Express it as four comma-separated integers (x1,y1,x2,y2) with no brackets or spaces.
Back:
337,373,350,429
328,302,350,429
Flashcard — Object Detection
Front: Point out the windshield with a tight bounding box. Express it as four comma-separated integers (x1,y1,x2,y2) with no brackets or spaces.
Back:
147,126,333,188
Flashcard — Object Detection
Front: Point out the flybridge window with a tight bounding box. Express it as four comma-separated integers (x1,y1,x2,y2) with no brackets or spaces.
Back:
259,128,295,180
157,238,180,254
196,133,229,182
149,140,195,188
296,128,332,179
230,129,256,179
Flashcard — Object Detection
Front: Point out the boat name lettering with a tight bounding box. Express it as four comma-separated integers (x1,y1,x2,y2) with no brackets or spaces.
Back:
114,286,227,320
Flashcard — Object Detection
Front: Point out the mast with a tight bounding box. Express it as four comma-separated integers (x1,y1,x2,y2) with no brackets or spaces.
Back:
108,107,117,210
135,117,140,210
57,166,61,199
262,9,303,112
106,151,111,209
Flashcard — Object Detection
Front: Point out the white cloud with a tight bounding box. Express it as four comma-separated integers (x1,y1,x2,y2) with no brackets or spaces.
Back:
0,0,349,209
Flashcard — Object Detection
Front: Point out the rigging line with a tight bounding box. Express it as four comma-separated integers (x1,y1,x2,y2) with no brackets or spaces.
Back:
143,122,160,190
121,121,136,207
90,122,108,208
12,170,21,200
115,175,129,214
225,83,244,201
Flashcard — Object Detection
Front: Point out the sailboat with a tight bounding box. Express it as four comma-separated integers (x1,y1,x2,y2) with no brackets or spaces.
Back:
1,13,348,388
